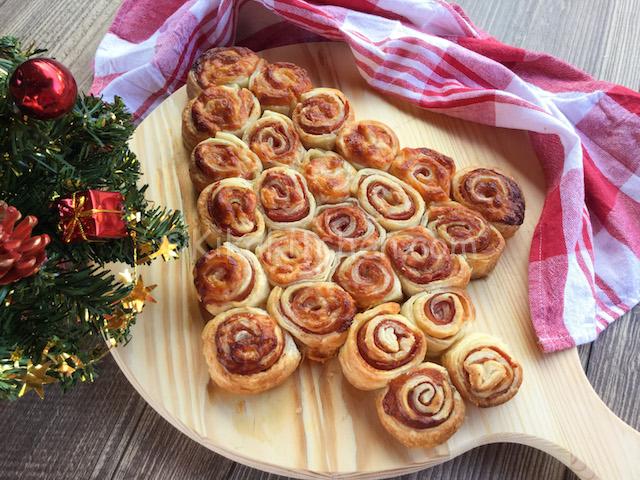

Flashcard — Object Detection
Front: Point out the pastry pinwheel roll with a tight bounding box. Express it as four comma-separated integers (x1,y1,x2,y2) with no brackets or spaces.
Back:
189,133,262,193
390,147,456,205
197,178,266,250
311,200,386,253
267,281,357,362
256,228,335,287
376,362,465,448
242,110,306,169
336,120,399,171
351,169,426,231
383,226,471,296
401,288,475,357
332,251,402,309
182,85,260,152
254,166,316,229
194,243,270,315
427,201,505,279
301,149,356,204
292,88,354,150
442,332,523,408
187,46,260,98
338,303,427,390
451,167,525,238
249,60,313,115
202,307,301,394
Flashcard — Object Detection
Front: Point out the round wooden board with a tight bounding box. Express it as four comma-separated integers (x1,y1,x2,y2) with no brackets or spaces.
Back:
115,42,640,479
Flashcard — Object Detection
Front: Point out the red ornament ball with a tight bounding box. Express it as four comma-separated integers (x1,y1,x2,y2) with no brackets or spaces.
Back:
9,58,78,120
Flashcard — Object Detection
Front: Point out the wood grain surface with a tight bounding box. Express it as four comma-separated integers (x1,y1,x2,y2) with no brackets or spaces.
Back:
1,1,639,479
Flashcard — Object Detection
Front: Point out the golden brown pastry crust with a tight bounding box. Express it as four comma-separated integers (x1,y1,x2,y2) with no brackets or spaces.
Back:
301,149,356,204
202,307,301,394
242,110,306,169
292,88,354,150
338,303,427,390
267,281,356,362
336,120,399,171
427,201,505,279
187,46,260,98
442,332,523,408
189,133,262,193
383,226,471,296
376,362,465,447
182,85,260,152
451,167,525,238
249,60,313,115
390,147,455,205
401,288,475,357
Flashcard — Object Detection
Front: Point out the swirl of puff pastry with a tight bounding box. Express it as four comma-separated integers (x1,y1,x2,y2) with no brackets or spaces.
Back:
267,281,357,362
351,169,426,231
256,228,335,287
376,362,466,447
332,251,402,309
401,288,475,357
182,85,261,152
336,120,399,171
249,60,313,115
242,111,306,169
292,88,354,150
254,166,316,229
197,178,266,250
187,46,260,98
202,307,301,394
390,147,456,205
301,149,356,204
189,133,263,193
339,303,427,390
311,200,386,253
194,242,270,316
451,167,525,238
442,332,523,407
383,226,471,296
426,201,505,279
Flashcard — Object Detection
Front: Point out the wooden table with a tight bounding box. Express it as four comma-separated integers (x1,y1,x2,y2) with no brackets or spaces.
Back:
1,1,638,479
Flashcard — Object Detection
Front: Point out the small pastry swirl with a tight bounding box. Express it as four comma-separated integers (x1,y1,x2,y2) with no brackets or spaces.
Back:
376,362,465,448
256,228,335,287
351,169,426,232
451,167,525,238
202,307,301,394
194,243,270,316
442,333,523,408
187,46,260,98
390,147,456,205
332,251,402,309
311,201,386,253
301,149,356,204
426,201,505,279
242,110,306,169
338,303,427,390
249,60,313,115
182,85,261,152
401,288,475,357
197,178,266,250
292,88,354,150
383,226,471,296
254,166,316,229
267,281,357,362
336,120,399,171
189,133,262,193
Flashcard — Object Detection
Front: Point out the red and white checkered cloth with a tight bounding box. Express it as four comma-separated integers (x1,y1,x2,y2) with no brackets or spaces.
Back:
91,0,640,352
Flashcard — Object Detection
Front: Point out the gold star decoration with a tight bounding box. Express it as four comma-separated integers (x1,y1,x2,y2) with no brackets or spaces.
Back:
18,361,57,399
10,348,23,363
56,353,83,378
148,235,179,262
104,309,133,330
121,275,157,313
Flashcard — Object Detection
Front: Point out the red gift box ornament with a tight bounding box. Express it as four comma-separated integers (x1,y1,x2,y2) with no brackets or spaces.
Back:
57,190,127,243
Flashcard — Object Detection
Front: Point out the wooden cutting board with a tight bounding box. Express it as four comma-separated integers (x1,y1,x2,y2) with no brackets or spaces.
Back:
114,42,640,479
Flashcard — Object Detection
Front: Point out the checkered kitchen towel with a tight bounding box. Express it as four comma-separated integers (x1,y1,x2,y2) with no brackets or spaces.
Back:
91,0,640,352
